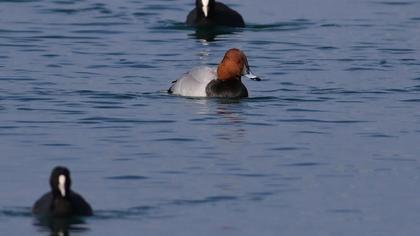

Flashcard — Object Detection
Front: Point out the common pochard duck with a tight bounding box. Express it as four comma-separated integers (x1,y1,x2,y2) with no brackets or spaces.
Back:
168,48,260,98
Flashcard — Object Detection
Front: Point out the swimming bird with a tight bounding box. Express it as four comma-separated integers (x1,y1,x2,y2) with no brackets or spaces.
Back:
186,0,245,27
168,48,260,98
32,166,93,217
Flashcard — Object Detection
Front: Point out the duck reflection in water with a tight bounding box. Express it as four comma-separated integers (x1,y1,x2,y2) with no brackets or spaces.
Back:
215,101,247,141
192,98,247,142
190,27,242,42
33,216,89,236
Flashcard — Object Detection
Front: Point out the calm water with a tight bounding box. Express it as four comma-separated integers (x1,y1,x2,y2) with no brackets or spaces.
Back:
1,0,420,235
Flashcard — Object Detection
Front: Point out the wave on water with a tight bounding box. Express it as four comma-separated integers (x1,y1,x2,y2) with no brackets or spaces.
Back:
373,1,417,6
247,19,315,32
0,0,40,2
105,175,148,180
0,207,32,217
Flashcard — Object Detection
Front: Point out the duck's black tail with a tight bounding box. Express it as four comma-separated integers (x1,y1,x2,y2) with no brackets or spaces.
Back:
167,80,177,94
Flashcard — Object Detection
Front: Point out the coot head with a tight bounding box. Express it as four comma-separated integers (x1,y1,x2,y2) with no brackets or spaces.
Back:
196,0,215,18
50,166,71,198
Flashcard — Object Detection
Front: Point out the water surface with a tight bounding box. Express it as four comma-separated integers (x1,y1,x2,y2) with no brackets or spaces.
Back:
1,0,420,235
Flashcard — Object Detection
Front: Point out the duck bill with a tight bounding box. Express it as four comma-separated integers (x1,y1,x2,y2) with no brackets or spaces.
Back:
244,70,261,81
201,0,209,17
202,6,208,17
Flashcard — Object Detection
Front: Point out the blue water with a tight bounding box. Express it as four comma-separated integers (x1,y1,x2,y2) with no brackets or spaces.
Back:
1,0,420,235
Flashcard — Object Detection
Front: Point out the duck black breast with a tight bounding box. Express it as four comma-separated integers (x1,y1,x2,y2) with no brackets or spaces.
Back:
205,79,248,98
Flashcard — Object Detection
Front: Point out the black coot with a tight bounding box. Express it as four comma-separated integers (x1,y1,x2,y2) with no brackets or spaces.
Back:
32,166,93,217
186,0,245,27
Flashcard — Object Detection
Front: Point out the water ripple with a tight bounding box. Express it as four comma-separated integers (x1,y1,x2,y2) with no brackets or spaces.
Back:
401,99,420,103
248,19,315,31
270,147,308,151
358,132,396,138
78,117,176,124
0,207,32,217
105,175,148,180
73,90,139,100
378,48,416,54
276,119,368,124
154,138,197,142
171,196,238,206
373,1,416,6
283,162,323,167
1,0,420,234
374,157,417,162
232,173,269,178
93,206,155,220
0,0,39,2
327,209,362,214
